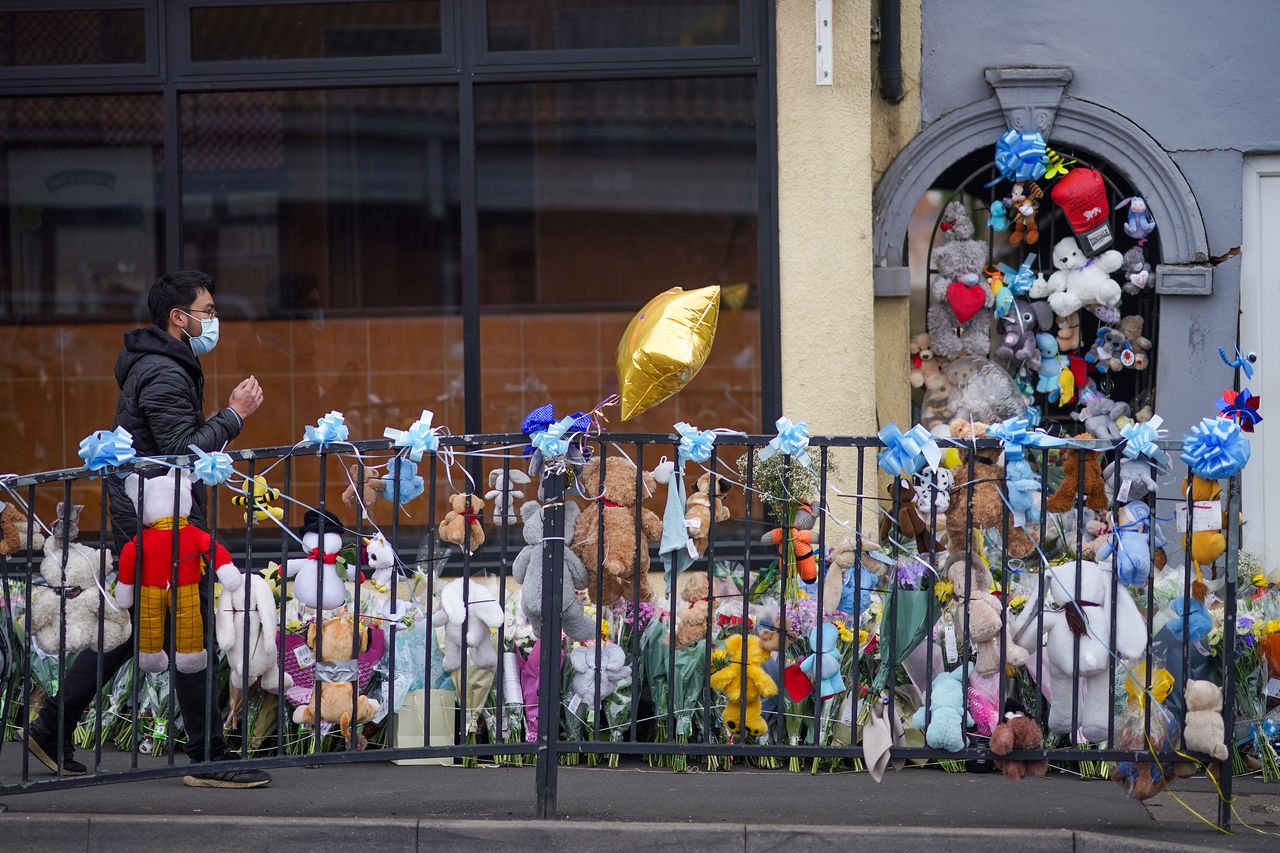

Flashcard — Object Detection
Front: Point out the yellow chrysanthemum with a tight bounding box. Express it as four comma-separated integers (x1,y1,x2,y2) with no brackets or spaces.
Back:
1256,619,1280,638
1009,594,1027,612
934,580,955,605
858,629,869,647
837,624,855,644
600,620,610,639
711,648,729,664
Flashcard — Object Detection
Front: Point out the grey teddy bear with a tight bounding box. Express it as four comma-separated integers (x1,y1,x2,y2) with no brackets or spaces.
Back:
926,201,993,358
512,499,596,641
1071,393,1131,442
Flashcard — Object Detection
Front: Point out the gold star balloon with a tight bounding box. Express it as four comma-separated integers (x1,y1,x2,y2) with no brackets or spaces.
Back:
616,285,720,421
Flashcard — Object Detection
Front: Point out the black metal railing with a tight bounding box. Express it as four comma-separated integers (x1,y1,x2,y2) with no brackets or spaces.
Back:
0,431,1245,830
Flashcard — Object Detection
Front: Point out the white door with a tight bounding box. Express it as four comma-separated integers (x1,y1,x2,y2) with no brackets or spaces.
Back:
1241,157,1280,581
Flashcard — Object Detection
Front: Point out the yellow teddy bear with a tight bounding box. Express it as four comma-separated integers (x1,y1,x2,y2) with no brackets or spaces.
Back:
710,634,777,738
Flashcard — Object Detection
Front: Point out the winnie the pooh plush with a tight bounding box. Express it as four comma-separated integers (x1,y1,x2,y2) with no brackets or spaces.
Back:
291,616,379,748
571,455,662,607
710,633,776,738
439,492,486,553
1180,475,1226,597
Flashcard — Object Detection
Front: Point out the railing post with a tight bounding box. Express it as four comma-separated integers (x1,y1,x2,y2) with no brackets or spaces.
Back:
1219,473,1241,831
535,466,565,818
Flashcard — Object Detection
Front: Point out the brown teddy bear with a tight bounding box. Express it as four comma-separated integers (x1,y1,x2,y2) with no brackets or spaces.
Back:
0,500,44,556
571,455,663,606
341,463,382,512
1045,436,1108,515
989,697,1048,780
946,420,1038,559
1117,314,1152,370
943,548,1028,676
439,493,486,553
685,472,732,558
878,476,937,554
292,616,379,748
675,573,713,649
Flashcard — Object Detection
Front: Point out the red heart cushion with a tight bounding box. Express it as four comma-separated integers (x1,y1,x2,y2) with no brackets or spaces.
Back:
784,663,813,702
946,280,986,324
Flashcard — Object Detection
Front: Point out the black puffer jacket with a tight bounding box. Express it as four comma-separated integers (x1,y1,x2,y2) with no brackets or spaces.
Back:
106,327,242,538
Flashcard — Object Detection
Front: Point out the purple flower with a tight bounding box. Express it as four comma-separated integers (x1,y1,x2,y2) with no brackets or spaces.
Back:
623,600,656,630
787,597,818,637
1239,615,1254,633
896,557,928,590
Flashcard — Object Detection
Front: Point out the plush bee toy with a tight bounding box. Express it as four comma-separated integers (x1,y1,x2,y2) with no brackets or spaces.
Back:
232,475,284,525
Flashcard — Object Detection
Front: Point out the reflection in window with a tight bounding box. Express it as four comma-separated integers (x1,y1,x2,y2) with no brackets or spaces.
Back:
190,1,442,62
477,76,759,434
181,86,463,517
0,94,164,484
0,10,147,67
486,0,741,51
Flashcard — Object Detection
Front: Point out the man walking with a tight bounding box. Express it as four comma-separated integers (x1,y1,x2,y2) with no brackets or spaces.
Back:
27,271,270,788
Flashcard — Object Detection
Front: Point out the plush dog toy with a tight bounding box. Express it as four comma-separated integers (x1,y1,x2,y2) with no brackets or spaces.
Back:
291,616,379,747
31,503,130,656
512,500,594,641
116,470,241,673
685,472,732,558
710,634,777,738
1046,436,1109,514
285,509,346,611
909,667,970,752
1183,679,1229,761
926,202,993,359
989,697,1048,780
571,455,662,606
439,493,486,553
879,478,936,554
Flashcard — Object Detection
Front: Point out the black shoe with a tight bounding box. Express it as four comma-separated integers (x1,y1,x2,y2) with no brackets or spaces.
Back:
182,752,271,789
25,721,87,777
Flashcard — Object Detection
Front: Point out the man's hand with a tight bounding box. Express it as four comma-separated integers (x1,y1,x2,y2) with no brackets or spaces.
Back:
229,376,263,420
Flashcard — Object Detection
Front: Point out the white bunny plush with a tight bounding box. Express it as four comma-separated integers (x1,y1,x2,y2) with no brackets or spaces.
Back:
216,571,292,706
436,577,504,672
285,509,346,611
485,468,532,526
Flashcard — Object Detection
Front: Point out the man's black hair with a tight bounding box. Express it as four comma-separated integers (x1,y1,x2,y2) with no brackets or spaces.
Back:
148,270,214,328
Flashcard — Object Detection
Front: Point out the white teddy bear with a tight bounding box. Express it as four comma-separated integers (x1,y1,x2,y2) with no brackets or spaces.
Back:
1030,237,1123,317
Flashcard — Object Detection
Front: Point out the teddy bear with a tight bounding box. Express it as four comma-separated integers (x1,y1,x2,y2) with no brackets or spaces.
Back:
1085,327,1130,375
799,623,844,699
569,642,631,704
1117,315,1152,370
920,360,958,430
486,468,532,526
995,299,1053,370
675,572,713,649
946,419,1038,560
439,493,486,553
685,473,732,558
1007,181,1043,246
512,499,594,641
1019,559,1147,741
710,633,777,738
878,477,936,554
1182,679,1229,761
1071,392,1130,442
926,202,994,359
909,333,937,389
115,470,242,673
571,455,663,607
30,503,131,656
0,500,44,556
217,571,293,729
285,509,347,612
989,697,1048,781
909,667,970,751
1046,436,1110,515
1121,246,1152,295
340,463,382,512
1030,237,1123,318
291,616,379,748
436,576,505,672
762,503,820,583
943,548,1029,677
1095,502,1168,586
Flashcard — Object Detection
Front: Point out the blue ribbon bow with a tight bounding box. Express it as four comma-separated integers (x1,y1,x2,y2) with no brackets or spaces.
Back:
992,129,1048,184
759,417,812,467
997,256,1037,296
384,409,439,462
189,445,233,486
77,427,135,472
304,411,349,445
987,416,1035,461
521,405,591,457
531,415,577,459
1120,415,1170,468
382,457,425,505
675,422,716,464
876,423,941,477
1180,416,1251,479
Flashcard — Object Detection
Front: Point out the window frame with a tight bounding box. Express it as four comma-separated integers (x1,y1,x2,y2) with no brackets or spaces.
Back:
0,0,161,83
0,0,781,432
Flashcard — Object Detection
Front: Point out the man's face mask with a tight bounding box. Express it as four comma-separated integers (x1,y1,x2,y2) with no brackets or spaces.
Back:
180,311,220,356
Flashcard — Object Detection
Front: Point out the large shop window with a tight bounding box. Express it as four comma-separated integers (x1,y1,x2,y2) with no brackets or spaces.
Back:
476,75,760,435
0,94,164,489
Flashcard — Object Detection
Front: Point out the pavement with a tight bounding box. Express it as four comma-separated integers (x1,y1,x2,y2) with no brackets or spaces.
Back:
0,752,1277,851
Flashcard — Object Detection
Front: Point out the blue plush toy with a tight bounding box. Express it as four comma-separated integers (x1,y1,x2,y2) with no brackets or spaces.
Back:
1095,502,1167,587
909,667,971,752
382,457,425,505
839,565,878,617
1168,597,1211,644
1034,333,1064,402
988,200,1010,232
1005,457,1041,530
800,623,845,699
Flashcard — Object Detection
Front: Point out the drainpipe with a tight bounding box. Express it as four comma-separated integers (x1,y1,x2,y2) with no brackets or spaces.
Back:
878,0,904,103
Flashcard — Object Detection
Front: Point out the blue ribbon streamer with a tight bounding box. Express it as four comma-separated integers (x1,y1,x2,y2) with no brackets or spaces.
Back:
77,426,135,472
304,411,349,445
189,444,233,486
876,423,940,477
384,409,439,462
758,417,812,467
1180,416,1251,479
992,129,1048,184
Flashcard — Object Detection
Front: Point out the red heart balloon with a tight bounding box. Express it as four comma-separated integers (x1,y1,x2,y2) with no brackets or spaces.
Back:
946,280,986,324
